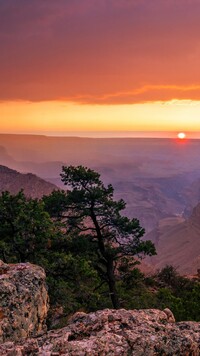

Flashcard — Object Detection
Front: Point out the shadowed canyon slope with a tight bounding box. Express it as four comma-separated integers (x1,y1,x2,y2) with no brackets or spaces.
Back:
1,134,200,273
147,203,200,275
0,165,58,198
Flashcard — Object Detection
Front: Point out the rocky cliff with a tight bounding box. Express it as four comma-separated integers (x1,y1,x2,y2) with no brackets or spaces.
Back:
0,260,200,355
0,261,49,343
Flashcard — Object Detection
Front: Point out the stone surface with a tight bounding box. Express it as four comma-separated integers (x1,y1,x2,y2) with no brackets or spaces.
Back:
1,308,200,355
0,260,49,343
0,261,199,355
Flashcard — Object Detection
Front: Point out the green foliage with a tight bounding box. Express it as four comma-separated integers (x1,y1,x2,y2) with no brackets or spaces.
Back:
45,251,104,314
43,189,68,221
144,266,200,322
117,264,200,322
0,190,54,263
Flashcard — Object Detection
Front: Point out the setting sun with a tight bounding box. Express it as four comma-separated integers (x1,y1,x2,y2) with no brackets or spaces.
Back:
177,132,186,139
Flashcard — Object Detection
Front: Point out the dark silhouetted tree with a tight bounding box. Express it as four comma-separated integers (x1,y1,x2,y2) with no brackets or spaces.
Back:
58,165,156,308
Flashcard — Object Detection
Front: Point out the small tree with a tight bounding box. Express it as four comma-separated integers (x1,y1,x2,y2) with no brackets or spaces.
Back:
60,165,156,309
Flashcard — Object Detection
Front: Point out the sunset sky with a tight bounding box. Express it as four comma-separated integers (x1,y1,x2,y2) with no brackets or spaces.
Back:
1,0,200,137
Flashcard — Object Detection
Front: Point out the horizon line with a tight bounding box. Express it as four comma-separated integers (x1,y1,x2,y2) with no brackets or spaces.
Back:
0,131,200,139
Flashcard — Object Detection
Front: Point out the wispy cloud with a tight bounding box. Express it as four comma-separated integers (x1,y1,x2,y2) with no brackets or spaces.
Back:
64,85,200,105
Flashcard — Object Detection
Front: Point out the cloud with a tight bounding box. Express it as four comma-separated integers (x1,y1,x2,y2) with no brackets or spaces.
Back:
62,85,200,105
1,0,200,103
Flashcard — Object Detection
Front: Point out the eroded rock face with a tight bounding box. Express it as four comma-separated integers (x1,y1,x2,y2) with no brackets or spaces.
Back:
0,260,49,343
1,308,200,355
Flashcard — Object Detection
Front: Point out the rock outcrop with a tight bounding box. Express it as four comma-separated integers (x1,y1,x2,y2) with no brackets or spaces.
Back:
0,260,49,343
0,260,200,355
1,308,200,355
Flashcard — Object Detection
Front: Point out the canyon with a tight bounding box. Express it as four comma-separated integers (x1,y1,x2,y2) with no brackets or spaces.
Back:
1,135,200,274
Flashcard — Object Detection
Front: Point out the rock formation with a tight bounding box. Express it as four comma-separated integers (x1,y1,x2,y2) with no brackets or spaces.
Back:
0,260,200,355
0,260,49,343
1,308,200,355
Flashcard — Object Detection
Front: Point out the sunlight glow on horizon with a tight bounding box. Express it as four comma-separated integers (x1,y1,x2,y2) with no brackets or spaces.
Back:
1,99,200,138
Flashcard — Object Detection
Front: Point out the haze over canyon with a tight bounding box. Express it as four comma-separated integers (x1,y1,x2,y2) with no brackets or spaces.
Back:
1,134,200,274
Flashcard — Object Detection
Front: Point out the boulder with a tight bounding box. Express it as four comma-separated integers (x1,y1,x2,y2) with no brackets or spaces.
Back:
0,260,49,343
1,308,200,355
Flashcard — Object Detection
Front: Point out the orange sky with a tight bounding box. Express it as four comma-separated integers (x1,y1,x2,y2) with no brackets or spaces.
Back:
1,0,200,136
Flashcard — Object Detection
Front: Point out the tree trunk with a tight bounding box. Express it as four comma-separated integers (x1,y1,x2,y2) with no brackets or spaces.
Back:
107,258,120,309
90,206,120,308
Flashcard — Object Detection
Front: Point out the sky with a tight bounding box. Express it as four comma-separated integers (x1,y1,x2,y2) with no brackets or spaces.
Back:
1,0,200,137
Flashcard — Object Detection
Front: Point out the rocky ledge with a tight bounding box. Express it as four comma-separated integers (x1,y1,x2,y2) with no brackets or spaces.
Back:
0,308,200,355
0,260,200,355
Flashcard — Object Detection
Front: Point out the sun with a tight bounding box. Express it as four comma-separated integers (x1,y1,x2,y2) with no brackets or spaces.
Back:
177,132,186,139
